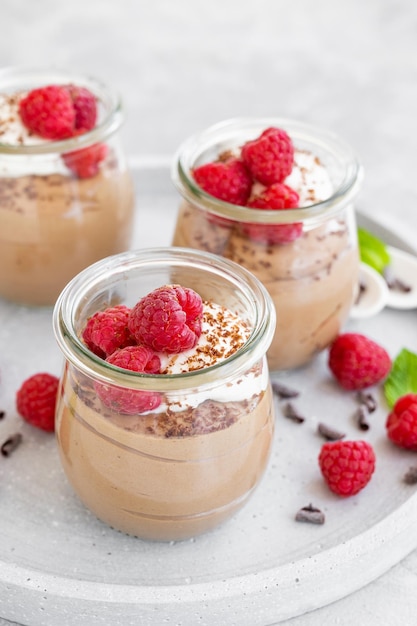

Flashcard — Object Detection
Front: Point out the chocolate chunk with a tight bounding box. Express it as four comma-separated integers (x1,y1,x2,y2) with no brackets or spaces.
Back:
355,405,370,431
403,467,417,485
317,422,345,441
356,391,377,413
271,381,300,399
295,503,325,525
1,433,23,457
282,402,305,423
0,410,5,420
383,265,412,293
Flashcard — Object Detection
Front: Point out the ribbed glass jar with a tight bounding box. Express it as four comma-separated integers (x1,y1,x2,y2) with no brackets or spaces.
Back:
171,118,363,371
53,247,276,541
0,67,134,306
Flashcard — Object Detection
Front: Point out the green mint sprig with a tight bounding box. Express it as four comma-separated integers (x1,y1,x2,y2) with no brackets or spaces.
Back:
358,227,391,274
384,348,417,408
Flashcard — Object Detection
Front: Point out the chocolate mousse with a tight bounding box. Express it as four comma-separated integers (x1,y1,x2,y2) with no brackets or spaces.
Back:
0,77,134,306
54,284,275,540
172,121,361,371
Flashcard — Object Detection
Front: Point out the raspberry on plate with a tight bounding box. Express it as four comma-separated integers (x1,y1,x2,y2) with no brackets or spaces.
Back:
243,182,302,244
62,142,108,178
318,439,376,497
19,85,75,140
16,372,60,432
66,84,97,132
82,305,135,358
128,284,204,353
96,346,162,414
241,127,294,186
193,157,252,206
386,393,417,450
328,332,392,390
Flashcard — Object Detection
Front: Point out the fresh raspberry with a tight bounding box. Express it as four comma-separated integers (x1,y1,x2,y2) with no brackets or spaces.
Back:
241,127,294,186
128,285,203,353
328,333,392,391
16,373,59,432
19,85,75,140
62,142,108,178
193,157,252,206
243,182,302,244
96,346,161,414
82,305,135,358
318,439,376,497
66,84,97,131
386,393,417,450
106,345,161,373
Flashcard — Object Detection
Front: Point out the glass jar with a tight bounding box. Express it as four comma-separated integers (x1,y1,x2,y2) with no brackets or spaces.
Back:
0,67,134,306
171,118,363,372
53,247,276,541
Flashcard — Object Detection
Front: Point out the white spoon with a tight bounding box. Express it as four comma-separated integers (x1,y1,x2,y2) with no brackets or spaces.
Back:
350,262,388,319
385,246,417,310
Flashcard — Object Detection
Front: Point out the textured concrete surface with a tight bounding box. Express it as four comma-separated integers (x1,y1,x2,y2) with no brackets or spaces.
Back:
1,0,417,624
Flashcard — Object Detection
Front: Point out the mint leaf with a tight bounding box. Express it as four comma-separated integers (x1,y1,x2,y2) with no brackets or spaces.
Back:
384,348,417,408
358,227,391,274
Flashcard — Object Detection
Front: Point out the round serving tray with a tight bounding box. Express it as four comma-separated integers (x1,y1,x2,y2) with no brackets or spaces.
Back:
1,164,417,626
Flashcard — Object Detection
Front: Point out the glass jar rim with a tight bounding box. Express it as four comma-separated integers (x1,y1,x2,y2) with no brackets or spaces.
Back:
0,66,124,155
172,116,363,225
53,247,276,391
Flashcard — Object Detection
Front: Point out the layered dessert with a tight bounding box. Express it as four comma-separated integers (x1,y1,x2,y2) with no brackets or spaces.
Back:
172,121,361,371
0,73,134,306
55,284,274,541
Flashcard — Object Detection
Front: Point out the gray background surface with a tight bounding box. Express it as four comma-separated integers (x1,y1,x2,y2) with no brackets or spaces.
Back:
1,0,417,624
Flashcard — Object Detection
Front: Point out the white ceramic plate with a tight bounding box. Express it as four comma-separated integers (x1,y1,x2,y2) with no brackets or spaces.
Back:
1,165,417,626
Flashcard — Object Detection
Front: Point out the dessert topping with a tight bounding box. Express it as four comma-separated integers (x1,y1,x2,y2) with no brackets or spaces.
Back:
96,346,162,415
385,393,417,450
271,380,300,399
282,401,305,423
403,467,417,485
317,422,345,441
241,127,294,186
1,433,23,457
128,284,204,354
193,157,252,205
62,142,108,179
16,372,59,432
355,405,371,431
66,84,97,132
19,85,76,140
295,503,325,525
328,332,392,391
82,304,136,358
244,182,302,244
318,439,376,497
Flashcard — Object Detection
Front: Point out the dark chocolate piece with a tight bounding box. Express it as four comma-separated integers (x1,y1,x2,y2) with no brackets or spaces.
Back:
282,402,305,423
357,391,377,413
317,422,345,441
271,381,300,399
356,405,370,431
383,265,412,293
0,410,5,420
1,433,23,457
403,467,417,485
295,503,325,525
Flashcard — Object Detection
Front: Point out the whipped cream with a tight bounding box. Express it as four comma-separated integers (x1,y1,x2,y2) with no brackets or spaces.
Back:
152,300,268,412
285,149,334,206
0,92,47,146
